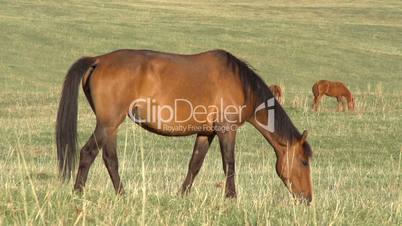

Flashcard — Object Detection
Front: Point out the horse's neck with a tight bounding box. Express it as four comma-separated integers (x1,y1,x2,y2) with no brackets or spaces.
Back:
248,108,289,155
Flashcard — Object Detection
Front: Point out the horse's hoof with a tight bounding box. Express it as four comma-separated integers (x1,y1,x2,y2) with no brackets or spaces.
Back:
180,187,191,196
225,191,237,199
116,188,125,196
73,187,84,196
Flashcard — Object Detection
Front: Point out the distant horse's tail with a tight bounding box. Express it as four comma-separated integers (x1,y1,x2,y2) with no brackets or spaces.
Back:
56,57,97,181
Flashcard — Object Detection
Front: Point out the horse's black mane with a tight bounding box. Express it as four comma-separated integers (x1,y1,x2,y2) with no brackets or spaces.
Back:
220,50,310,155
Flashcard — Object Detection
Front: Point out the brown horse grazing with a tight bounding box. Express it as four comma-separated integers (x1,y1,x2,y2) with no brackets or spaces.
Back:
269,85,283,104
312,80,355,112
56,49,313,203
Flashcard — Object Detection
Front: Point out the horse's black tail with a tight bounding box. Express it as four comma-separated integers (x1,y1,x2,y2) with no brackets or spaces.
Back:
56,57,97,181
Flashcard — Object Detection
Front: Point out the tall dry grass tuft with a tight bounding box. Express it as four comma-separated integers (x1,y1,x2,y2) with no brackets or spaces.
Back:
291,95,309,112
375,82,383,98
279,83,286,105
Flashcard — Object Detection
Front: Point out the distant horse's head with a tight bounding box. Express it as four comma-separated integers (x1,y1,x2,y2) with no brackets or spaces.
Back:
348,95,355,111
275,130,313,203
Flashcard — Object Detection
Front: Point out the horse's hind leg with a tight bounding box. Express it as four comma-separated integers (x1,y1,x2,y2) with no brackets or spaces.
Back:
312,96,317,111
74,126,104,192
181,134,215,195
95,106,127,194
102,125,125,194
313,94,322,111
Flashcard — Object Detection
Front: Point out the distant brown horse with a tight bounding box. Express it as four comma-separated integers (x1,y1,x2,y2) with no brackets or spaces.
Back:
312,80,355,111
269,85,283,104
56,49,313,203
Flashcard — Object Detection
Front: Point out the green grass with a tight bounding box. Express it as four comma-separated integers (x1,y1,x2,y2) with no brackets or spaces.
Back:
1,0,401,225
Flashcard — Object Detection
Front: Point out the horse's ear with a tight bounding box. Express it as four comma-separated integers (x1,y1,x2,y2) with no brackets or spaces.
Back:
301,130,308,143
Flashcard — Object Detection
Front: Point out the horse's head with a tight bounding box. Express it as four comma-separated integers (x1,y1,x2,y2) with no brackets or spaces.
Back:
275,130,313,204
348,95,355,111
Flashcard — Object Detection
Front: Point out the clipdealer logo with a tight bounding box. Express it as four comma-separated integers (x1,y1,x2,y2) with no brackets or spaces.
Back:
128,97,275,132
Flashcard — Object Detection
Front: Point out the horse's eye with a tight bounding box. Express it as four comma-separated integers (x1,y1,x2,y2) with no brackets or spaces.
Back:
301,160,309,166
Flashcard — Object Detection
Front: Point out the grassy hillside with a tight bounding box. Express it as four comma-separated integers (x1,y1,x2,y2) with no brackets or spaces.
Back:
0,0,401,225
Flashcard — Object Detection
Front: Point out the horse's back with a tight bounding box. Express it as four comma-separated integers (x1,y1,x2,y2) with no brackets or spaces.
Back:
313,80,349,97
90,48,234,104
327,81,349,96
88,49,246,135
95,49,229,79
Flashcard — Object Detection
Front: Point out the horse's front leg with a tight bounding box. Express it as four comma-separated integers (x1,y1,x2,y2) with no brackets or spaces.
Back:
217,129,237,198
181,134,215,195
336,97,343,112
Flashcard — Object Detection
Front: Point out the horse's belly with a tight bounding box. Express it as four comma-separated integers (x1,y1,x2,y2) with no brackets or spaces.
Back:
133,121,214,136
129,103,215,136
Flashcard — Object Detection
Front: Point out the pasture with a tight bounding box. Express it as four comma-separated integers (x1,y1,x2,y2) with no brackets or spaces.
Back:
0,0,401,225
